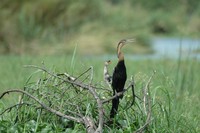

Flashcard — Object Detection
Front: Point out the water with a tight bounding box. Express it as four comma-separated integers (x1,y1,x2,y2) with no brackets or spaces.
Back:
152,37,200,59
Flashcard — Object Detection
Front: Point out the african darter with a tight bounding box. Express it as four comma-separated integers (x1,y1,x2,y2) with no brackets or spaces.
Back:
110,39,134,118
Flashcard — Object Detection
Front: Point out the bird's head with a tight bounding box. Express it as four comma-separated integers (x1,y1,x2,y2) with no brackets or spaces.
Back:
105,60,111,66
117,38,134,58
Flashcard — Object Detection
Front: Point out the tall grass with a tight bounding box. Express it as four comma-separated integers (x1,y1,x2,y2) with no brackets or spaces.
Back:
0,55,199,132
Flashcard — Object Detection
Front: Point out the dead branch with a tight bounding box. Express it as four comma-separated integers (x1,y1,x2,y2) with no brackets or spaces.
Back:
85,66,104,133
24,65,104,132
102,91,124,104
0,102,32,115
24,65,105,92
83,116,96,133
0,89,83,123
0,64,156,133
102,79,135,104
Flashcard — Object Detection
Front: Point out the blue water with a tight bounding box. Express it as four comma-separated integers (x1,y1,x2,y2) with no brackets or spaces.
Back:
152,37,200,59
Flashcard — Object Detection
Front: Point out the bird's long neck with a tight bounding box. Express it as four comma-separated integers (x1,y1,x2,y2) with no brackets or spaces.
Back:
117,42,125,62
118,52,124,62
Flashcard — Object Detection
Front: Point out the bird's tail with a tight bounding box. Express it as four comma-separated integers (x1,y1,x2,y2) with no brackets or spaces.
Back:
110,97,120,118
119,93,123,99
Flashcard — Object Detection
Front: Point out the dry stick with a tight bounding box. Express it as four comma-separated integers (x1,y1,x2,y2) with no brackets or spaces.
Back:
87,85,104,133
102,91,124,104
102,80,134,104
87,66,103,133
24,65,104,91
0,102,32,115
0,89,83,123
134,70,156,133
89,66,93,85
76,67,92,81
58,67,92,94
83,116,96,133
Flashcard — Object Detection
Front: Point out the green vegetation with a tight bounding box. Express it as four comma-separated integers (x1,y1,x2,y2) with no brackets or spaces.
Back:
0,55,199,132
0,0,200,132
0,0,200,55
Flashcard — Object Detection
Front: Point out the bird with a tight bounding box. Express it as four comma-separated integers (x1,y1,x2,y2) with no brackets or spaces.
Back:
110,39,134,118
104,60,112,84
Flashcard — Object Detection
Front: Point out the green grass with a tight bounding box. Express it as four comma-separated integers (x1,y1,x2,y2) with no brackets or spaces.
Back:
0,55,199,132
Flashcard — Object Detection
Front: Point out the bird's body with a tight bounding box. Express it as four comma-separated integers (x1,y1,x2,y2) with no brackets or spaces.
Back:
111,60,127,98
110,39,134,118
110,60,127,118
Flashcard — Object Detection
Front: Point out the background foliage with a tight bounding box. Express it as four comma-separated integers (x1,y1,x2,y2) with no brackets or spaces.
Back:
0,0,200,55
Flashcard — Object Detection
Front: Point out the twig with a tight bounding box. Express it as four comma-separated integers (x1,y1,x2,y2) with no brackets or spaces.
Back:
24,65,102,91
83,116,96,133
89,66,94,85
74,66,92,80
102,80,134,104
0,89,83,123
87,86,104,133
102,91,124,104
0,102,32,115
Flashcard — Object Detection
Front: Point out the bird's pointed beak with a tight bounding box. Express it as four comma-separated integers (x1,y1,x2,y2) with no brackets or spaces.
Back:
126,38,135,43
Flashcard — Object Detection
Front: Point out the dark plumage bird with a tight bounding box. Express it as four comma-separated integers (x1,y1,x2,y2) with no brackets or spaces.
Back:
110,39,134,118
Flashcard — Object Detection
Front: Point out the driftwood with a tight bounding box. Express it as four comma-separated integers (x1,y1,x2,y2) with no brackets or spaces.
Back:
0,65,155,133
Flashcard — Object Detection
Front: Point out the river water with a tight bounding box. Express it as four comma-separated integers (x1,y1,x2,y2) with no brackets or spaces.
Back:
152,37,200,59
126,37,200,60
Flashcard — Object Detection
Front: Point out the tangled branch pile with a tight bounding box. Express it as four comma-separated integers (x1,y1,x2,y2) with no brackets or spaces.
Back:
0,65,155,133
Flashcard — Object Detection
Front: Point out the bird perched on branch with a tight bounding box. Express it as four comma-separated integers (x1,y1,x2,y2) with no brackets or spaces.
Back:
110,39,134,118
104,60,112,84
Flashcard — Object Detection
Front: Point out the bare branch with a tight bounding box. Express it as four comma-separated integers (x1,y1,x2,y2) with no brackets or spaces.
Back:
0,89,83,123
83,116,96,133
0,102,32,115
24,65,104,132
102,80,135,104
89,66,94,85
87,86,104,133
2,64,156,133
24,65,102,91
74,67,92,80
102,91,124,104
